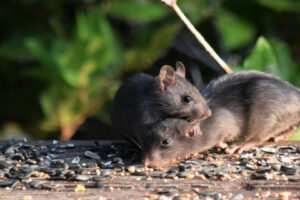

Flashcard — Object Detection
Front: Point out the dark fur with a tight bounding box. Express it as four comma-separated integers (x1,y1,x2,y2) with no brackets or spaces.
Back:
144,71,300,167
204,70,300,144
111,64,210,152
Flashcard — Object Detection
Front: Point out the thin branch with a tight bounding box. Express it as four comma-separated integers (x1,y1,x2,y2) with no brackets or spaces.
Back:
161,0,233,74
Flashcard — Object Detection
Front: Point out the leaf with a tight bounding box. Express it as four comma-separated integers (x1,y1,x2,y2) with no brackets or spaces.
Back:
24,38,66,83
26,9,124,134
288,127,300,140
108,0,169,23
58,9,123,87
123,22,181,72
243,36,277,72
256,0,300,12
39,84,83,131
178,0,210,23
216,9,256,50
269,38,295,81
25,38,51,67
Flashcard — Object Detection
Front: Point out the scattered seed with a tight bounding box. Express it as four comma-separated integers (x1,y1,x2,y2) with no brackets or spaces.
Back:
23,196,32,200
280,166,296,175
240,171,248,176
74,184,85,192
100,169,112,176
230,193,244,200
73,175,90,181
71,157,80,164
92,176,112,181
128,166,135,173
84,151,101,160
259,191,271,198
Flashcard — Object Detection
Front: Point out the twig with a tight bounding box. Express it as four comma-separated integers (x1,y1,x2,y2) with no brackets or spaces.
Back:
161,0,233,74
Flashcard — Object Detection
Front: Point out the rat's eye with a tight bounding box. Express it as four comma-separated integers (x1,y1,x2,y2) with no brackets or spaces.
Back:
182,95,192,103
161,139,170,146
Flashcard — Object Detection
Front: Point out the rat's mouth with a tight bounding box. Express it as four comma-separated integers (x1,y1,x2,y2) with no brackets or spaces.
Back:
185,126,196,139
185,122,201,139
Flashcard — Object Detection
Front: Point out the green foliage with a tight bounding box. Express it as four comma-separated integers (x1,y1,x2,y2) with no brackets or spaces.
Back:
22,5,179,138
123,22,181,72
108,0,169,22
25,9,124,135
256,0,300,12
1,0,300,139
243,37,277,72
238,36,297,82
288,128,300,140
216,9,256,50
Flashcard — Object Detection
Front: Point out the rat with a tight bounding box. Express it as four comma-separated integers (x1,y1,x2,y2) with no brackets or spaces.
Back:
111,62,211,152
143,109,240,167
144,70,300,167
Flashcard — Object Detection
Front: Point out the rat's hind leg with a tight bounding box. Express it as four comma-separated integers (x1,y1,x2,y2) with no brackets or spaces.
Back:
269,126,297,142
226,125,298,154
226,121,274,154
226,111,289,154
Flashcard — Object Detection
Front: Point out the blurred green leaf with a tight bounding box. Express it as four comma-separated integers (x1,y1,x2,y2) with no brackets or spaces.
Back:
24,38,66,83
289,127,300,140
108,0,169,23
25,38,51,68
269,38,296,81
216,9,256,50
40,85,78,129
243,36,277,72
124,22,181,72
58,10,123,87
26,9,124,136
178,0,210,23
256,0,300,12
3,0,300,140
242,37,297,81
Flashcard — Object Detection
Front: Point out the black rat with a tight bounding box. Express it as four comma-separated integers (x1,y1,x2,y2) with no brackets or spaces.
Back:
111,62,211,152
144,70,300,167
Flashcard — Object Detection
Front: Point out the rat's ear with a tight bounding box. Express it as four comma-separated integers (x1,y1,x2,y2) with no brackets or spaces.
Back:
159,65,175,91
184,124,202,140
175,61,186,78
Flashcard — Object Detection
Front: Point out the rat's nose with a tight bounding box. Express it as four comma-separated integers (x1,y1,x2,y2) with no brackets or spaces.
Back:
143,158,149,167
194,105,211,120
143,152,161,168
143,157,154,168
202,108,211,119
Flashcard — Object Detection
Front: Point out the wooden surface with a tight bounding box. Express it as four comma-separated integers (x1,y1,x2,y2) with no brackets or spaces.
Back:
0,140,299,200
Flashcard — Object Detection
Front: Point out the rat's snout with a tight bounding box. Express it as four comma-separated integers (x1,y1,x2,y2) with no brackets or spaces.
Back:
143,157,153,168
202,107,211,119
194,105,211,120
143,151,161,168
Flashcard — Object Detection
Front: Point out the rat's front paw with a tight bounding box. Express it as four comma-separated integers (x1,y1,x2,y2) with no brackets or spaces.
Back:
226,142,257,154
216,142,228,149
225,145,241,154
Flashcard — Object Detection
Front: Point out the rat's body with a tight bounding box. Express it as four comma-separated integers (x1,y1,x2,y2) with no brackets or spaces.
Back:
203,70,300,153
144,71,300,167
111,62,211,152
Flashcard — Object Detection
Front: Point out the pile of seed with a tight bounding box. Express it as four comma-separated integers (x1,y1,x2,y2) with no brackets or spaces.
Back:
0,139,141,191
0,140,299,200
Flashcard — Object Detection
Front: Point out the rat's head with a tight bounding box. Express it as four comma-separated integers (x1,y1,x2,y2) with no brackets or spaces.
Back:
155,61,211,121
143,118,201,168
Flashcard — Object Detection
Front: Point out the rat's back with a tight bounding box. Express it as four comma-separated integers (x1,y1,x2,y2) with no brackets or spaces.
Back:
111,73,156,141
202,70,300,153
203,71,300,113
